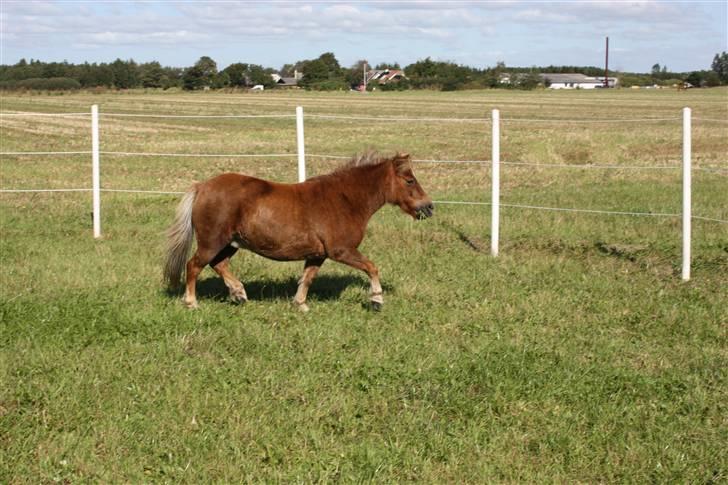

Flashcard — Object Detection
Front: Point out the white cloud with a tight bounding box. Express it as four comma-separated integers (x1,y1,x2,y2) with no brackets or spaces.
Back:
75,30,209,48
0,1,724,71
514,8,576,23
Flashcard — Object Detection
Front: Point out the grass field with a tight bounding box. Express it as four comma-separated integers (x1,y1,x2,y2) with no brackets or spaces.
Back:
1,88,727,482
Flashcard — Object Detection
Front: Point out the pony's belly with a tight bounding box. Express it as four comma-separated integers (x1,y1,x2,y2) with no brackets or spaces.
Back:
232,233,325,262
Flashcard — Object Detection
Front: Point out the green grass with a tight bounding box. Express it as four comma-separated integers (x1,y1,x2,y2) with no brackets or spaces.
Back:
1,88,727,482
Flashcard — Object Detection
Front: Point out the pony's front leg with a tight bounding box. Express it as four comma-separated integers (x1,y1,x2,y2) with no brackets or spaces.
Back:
294,258,325,312
212,259,247,304
330,248,383,310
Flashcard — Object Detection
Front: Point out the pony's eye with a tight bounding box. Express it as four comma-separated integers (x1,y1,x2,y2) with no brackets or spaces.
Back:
406,179,415,186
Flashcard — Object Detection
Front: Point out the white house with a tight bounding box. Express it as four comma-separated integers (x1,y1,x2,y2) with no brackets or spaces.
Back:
540,73,618,89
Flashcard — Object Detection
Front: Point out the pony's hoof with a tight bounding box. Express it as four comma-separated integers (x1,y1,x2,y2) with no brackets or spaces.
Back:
297,302,310,313
230,292,248,304
370,301,382,312
184,300,199,310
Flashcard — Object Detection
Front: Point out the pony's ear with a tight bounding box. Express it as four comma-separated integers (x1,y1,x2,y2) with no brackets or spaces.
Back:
393,152,412,174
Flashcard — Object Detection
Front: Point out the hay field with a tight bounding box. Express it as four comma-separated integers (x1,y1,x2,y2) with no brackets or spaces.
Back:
1,88,727,482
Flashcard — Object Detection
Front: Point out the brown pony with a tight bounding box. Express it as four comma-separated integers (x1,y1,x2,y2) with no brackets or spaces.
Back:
163,152,433,311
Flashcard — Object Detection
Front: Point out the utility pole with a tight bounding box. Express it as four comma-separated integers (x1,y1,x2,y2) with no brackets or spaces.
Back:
363,61,367,91
604,36,609,88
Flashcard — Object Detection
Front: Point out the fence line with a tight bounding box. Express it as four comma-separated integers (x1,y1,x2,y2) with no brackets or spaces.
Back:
3,105,728,279
3,110,722,125
307,154,728,171
99,113,296,119
0,188,92,193
309,154,489,164
0,151,92,156
3,149,723,173
91,105,101,238
500,116,679,124
693,117,728,123
491,109,500,256
306,114,491,122
100,151,297,158
100,189,186,195
437,199,679,217
3,188,725,225
301,114,684,124
0,112,90,117
437,199,727,223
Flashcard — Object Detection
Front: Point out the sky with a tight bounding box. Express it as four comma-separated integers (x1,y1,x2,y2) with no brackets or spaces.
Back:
1,1,726,73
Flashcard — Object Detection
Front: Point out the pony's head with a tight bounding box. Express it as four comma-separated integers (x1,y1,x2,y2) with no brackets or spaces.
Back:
386,153,434,220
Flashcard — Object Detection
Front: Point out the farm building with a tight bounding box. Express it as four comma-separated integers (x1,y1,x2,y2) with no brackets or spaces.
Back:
365,69,408,85
271,70,302,88
540,73,618,89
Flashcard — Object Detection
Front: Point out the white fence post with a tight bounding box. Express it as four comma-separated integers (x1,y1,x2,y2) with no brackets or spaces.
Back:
296,106,306,182
91,104,101,239
491,109,500,257
682,107,691,281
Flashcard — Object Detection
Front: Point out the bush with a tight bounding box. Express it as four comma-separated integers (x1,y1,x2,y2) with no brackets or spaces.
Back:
304,79,349,91
0,77,81,91
378,79,411,91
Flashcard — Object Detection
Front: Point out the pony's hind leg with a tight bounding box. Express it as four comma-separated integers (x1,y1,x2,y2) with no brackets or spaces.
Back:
184,252,207,309
294,258,325,312
330,248,383,310
211,246,247,304
184,243,229,309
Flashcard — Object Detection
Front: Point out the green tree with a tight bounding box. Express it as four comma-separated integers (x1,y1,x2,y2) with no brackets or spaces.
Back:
221,63,274,88
95,64,114,87
212,71,230,89
301,59,328,84
704,70,721,87
300,53,347,90
711,51,728,83
140,61,165,88
345,59,369,87
685,71,704,87
280,62,305,77
317,52,342,77
247,64,274,88
222,63,249,87
515,71,542,90
183,56,217,90
405,57,475,91
110,59,139,89
374,62,400,70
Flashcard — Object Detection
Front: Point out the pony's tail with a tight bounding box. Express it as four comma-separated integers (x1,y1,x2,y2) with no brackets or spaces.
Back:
163,187,197,289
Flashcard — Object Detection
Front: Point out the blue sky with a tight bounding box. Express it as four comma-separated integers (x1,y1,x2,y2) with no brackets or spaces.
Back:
1,1,726,73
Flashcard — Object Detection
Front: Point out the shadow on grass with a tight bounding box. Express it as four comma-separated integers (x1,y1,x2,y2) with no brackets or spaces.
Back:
166,274,393,304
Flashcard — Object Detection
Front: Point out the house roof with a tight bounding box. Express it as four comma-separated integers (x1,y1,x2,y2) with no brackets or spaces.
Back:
539,73,600,84
277,77,298,86
365,69,407,84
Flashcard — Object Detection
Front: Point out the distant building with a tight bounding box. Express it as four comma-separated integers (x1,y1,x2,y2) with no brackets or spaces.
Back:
271,69,302,88
498,73,512,84
540,73,618,89
365,69,407,85
592,76,618,88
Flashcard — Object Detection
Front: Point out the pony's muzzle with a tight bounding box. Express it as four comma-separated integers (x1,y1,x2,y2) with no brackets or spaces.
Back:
416,203,434,220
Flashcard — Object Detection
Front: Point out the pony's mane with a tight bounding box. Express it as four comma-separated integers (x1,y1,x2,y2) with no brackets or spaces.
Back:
336,150,387,172
305,150,389,183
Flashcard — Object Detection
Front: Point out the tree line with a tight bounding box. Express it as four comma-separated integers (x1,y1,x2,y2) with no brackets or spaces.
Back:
1,52,727,91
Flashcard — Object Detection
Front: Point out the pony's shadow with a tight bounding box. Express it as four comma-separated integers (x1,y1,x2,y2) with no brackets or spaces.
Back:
179,273,390,304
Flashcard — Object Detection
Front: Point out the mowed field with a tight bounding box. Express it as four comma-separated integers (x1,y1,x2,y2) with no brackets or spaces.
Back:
1,88,727,482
